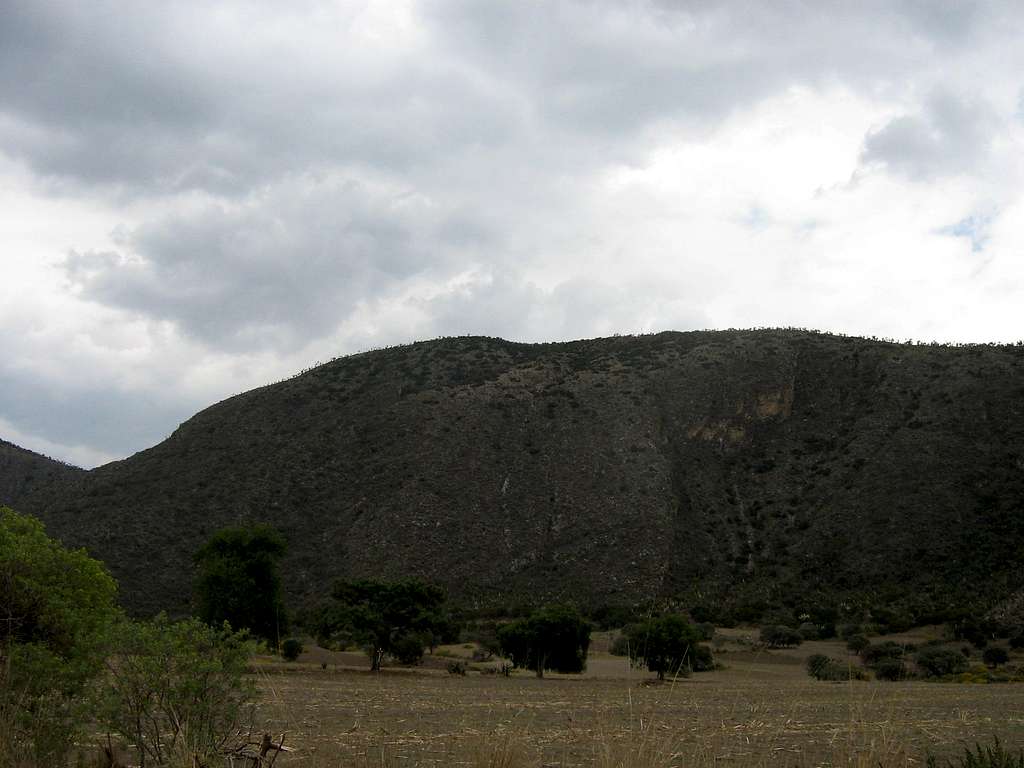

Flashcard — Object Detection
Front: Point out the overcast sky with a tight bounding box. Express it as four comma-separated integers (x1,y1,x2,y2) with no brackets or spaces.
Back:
2,1,1024,468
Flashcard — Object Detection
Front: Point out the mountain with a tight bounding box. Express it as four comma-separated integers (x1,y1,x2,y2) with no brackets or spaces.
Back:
3,330,1024,624
0,439,84,509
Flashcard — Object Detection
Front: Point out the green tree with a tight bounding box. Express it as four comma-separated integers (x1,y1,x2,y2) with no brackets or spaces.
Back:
497,605,591,678
0,506,120,768
193,524,287,645
311,579,449,670
624,614,713,680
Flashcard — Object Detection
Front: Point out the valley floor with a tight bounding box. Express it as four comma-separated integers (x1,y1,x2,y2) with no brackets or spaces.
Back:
252,633,1024,767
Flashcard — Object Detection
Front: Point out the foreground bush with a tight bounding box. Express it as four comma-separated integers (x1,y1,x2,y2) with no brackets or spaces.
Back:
926,738,1024,768
92,615,255,767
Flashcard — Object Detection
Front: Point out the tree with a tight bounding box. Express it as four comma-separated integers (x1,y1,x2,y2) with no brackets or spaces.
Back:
624,614,713,680
982,646,1009,668
1,506,120,767
193,524,288,645
311,579,450,670
497,605,591,678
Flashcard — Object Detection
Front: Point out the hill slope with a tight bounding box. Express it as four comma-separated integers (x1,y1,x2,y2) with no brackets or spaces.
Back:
4,330,1024,621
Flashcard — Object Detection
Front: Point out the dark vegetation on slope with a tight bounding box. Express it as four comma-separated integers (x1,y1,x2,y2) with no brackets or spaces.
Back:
0,439,84,509
3,329,1024,623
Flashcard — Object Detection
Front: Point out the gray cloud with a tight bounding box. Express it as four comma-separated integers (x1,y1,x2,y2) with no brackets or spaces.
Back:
63,174,482,348
0,364,193,465
861,89,997,180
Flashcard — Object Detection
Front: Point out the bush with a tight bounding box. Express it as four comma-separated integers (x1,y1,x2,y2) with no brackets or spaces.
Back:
926,737,1024,768
92,615,255,768
281,637,303,662
695,622,716,641
861,641,915,667
391,633,427,665
982,646,1009,668
760,625,803,648
846,634,870,653
446,661,466,676
806,654,831,677
874,659,909,681
806,654,867,681
1009,634,1024,650
839,623,863,641
916,647,969,678
797,622,820,641
609,634,631,657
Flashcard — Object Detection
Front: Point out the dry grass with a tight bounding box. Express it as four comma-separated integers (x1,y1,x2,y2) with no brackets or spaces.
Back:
248,637,1024,768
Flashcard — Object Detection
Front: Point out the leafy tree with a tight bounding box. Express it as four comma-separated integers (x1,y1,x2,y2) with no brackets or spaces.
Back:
498,605,591,678
91,615,255,767
311,579,449,670
623,614,713,680
0,506,120,768
193,524,288,645
982,646,1009,668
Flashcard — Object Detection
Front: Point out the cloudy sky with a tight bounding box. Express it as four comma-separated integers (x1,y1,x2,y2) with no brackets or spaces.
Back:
2,1,1024,468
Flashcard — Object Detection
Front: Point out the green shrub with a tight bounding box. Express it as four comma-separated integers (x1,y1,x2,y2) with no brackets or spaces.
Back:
1009,633,1024,650
839,623,862,641
806,654,867,681
91,615,255,768
916,646,970,678
281,637,303,662
926,737,1024,768
861,641,914,667
609,634,630,657
760,625,803,648
846,634,870,653
982,646,1009,668
874,659,909,681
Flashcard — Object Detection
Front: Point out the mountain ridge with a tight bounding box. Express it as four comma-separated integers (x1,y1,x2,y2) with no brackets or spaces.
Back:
3,329,1024,624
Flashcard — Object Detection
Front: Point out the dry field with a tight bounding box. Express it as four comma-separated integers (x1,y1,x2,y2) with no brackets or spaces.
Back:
251,633,1024,768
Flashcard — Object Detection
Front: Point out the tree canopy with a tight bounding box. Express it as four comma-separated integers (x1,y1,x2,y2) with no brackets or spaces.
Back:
193,524,288,645
497,605,591,678
310,579,453,670
623,614,713,680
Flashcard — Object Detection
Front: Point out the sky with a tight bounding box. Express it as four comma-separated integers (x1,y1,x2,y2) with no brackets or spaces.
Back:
2,1,1024,468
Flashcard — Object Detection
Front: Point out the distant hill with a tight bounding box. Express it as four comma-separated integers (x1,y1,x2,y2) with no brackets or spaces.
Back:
0,439,84,508
4,330,1024,624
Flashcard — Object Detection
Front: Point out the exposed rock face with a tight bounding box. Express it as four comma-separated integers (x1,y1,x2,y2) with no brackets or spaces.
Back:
3,330,1024,618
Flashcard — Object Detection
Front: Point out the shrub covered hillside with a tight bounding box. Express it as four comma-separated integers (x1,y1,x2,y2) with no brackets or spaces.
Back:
3,329,1024,621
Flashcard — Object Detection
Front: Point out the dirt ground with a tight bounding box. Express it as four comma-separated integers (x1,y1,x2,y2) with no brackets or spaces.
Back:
250,631,1024,767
